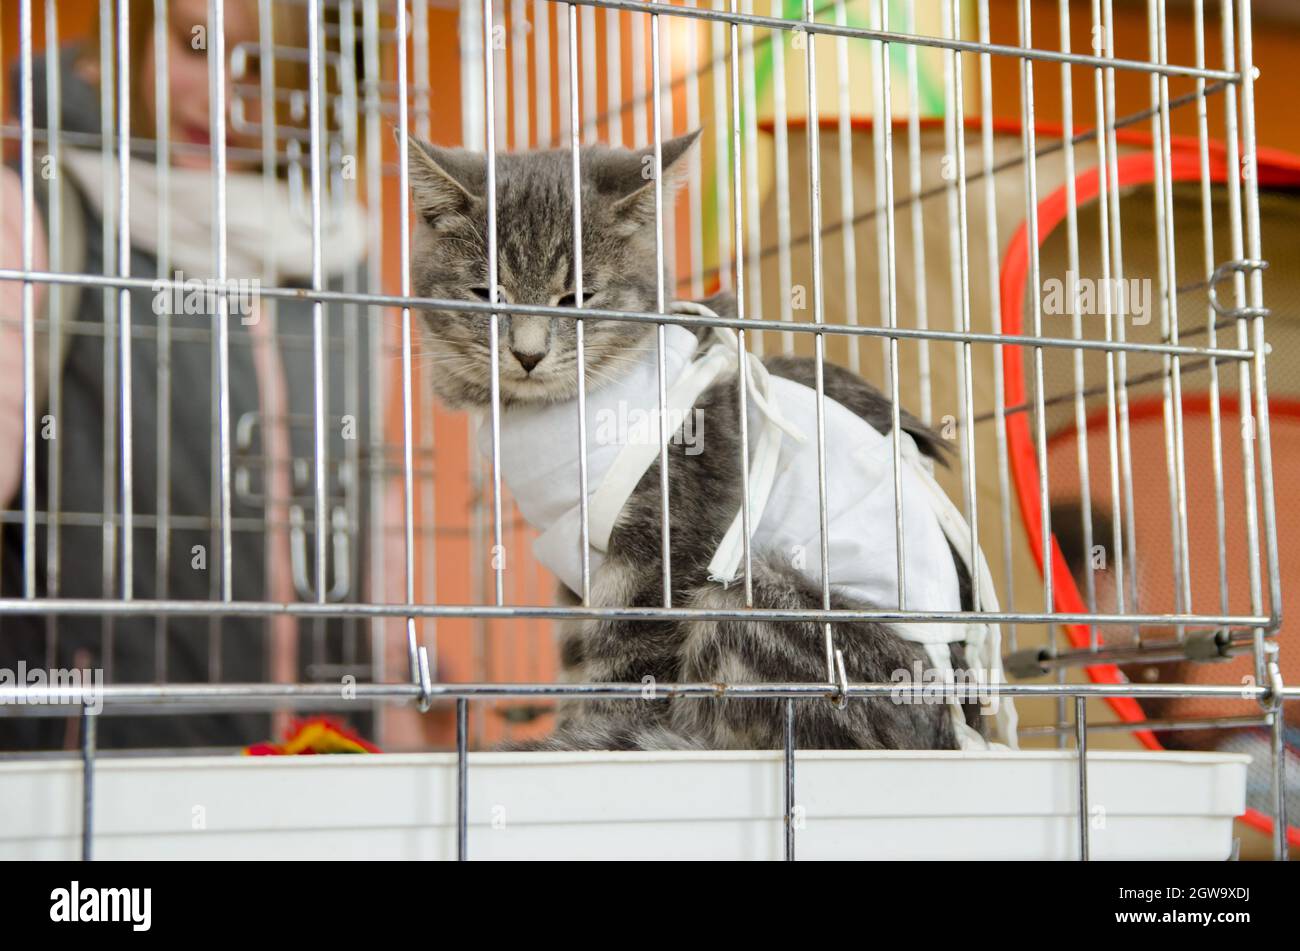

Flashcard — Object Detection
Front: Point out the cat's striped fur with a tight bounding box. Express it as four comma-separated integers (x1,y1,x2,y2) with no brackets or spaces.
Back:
407,133,982,750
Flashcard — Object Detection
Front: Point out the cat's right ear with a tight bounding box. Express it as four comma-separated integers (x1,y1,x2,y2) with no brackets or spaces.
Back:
400,132,483,224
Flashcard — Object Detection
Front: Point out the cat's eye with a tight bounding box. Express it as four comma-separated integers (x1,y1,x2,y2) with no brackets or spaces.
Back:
555,290,594,309
470,285,504,302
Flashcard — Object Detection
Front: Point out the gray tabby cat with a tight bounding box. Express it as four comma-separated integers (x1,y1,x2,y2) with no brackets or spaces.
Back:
407,131,982,750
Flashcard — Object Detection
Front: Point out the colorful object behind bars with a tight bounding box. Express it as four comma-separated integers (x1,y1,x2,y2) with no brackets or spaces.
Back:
244,717,382,756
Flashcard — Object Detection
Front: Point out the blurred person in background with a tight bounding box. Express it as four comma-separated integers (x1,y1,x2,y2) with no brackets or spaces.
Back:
0,0,372,750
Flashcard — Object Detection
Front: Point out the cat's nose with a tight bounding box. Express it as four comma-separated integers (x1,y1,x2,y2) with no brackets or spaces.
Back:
512,349,545,374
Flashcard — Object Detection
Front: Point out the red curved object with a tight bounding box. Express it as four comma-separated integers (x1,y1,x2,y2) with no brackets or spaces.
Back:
999,136,1300,847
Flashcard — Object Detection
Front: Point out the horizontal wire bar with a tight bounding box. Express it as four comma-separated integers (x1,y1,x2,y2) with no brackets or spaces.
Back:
1,680,1295,709
2,704,1275,727
565,0,1237,81
0,270,1255,360
1011,630,1261,674
1019,714,1273,737
0,597,1270,630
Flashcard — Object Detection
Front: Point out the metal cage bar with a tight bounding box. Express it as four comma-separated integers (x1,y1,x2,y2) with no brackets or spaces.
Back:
0,0,1288,863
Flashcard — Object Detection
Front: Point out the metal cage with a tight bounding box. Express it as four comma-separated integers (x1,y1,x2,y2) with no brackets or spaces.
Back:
0,0,1293,861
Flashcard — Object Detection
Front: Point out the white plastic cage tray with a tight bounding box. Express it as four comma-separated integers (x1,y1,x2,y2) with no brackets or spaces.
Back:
0,749,1247,860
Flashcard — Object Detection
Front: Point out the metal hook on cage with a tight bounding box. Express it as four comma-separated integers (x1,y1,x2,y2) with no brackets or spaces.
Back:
233,411,262,503
1263,640,1285,715
289,503,353,602
1206,258,1270,320
286,137,312,225
414,627,434,714
831,649,849,710
1262,641,1290,860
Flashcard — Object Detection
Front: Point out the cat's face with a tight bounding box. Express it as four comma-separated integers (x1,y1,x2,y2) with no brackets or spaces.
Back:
406,132,699,407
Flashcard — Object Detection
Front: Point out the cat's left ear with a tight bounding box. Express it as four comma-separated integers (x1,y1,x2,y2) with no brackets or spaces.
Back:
606,129,701,230
401,132,484,224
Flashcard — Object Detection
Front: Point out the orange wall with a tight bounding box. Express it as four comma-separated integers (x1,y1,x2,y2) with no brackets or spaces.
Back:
984,0,1300,155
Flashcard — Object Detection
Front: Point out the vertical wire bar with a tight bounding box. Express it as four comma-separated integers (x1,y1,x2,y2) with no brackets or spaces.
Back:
307,0,328,612
396,0,423,688
686,1,705,299
43,0,64,666
867,0,889,375
1017,0,1050,616
904,1,932,425
651,6,672,607
945,0,980,613
1217,0,1264,688
568,4,592,606
1150,0,1194,639
1269,692,1288,860
152,0,171,678
803,0,835,681
462,0,484,149
116,0,134,603
468,10,491,730
1193,0,1230,624
1144,2,1179,630
311,2,332,676
581,7,598,144
210,0,234,606
340,0,363,669
98,2,119,668
769,1,792,351
940,0,965,480
1158,0,1193,634
485,0,506,608
1075,695,1090,861
338,1,364,670
1237,0,1282,657
18,0,36,600
414,0,439,681
457,697,468,861
80,704,96,862
606,8,623,148
558,3,572,146
660,15,676,297
740,1,763,353
877,0,904,612
1102,0,1140,642
711,11,730,292
534,0,552,147
415,3,432,139
1236,0,1286,856
729,0,754,603
497,5,512,216
977,0,1015,649
832,0,858,374
362,0,387,728
1058,0,1097,647
632,7,647,145
783,697,795,861
469,450,487,742
512,0,531,148
1017,0,1060,735
1089,0,1128,637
